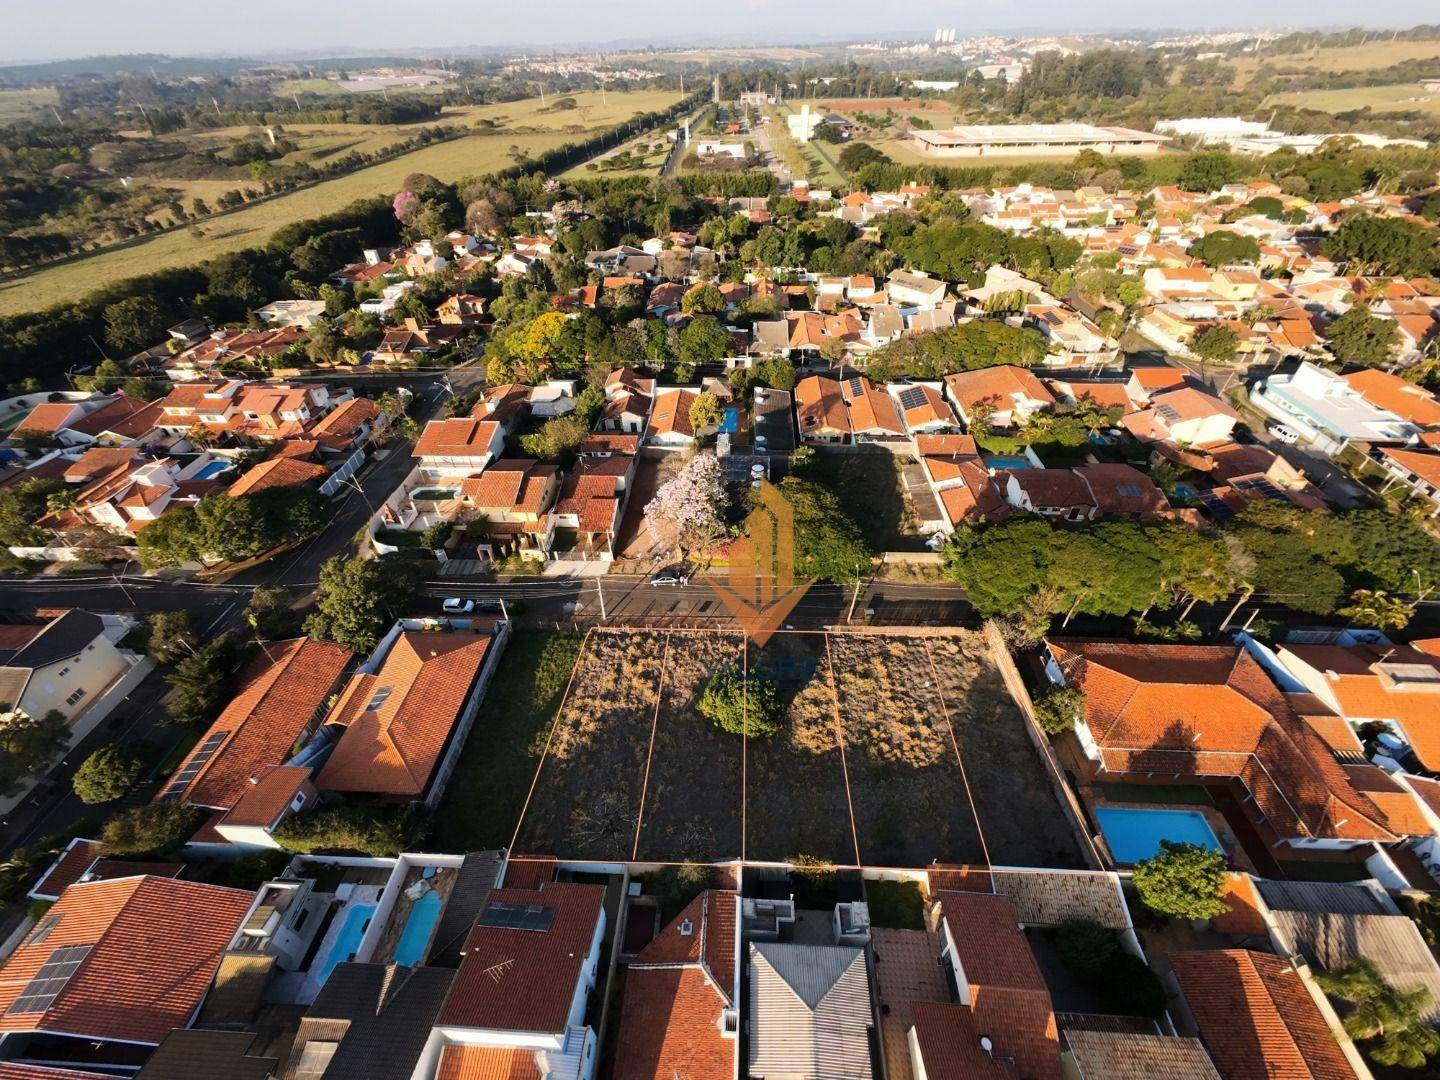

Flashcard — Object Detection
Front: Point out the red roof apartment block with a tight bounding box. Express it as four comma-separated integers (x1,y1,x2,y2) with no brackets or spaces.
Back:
613,890,738,1080
157,637,351,810
1171,950,1359,1080
0,876,253,1047
1047,640,1395,844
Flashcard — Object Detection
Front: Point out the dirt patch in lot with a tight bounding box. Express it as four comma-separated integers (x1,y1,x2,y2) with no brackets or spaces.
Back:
509,628,1083,869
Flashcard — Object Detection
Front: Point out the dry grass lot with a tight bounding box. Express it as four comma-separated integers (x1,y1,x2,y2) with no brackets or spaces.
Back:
510,627,1085,870
0,88,59,125
1229,38,1440,85
1264,83,1440,117
0,90,679,317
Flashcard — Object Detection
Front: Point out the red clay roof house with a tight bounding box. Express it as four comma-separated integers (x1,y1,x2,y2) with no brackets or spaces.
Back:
612,890,738,1080
1047,640,1396,844
316,630,495,800
26,839,181,903
646,389,699,444
457,460,558,519
225,455,330,498
436,881,605,1035
944,366,1055,427
309,397,380,449
1341,369,1440,428
156,637,351,811
413,419,504,462
1171,949,1359,1080
0,876,254,1047
795,376,851,442
916,434,1008,527
840,375,905,437
934,890,1060,1080
1073,463,1170,519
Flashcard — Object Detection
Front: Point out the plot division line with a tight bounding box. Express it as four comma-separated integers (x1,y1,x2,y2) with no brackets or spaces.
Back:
631,632,672,861
507,626,595,858
923,637,995,886
822,634,864,869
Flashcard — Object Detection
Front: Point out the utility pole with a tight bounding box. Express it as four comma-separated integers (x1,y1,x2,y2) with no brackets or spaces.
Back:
596,578,607,620
847,567,864,622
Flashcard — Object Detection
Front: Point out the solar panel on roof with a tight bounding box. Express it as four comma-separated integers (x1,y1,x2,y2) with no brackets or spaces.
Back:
1156,404,1181,422
6,944,92,1016
846,378,864,398
158,729,232,801
366,686,393,712
1196,491,1236,521
26,915,60,947
897,386,929,411
1117,484,1142,498
1041,312,1063,327
478,902,555,933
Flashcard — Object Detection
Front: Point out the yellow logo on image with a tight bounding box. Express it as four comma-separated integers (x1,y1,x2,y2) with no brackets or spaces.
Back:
710,480,813,646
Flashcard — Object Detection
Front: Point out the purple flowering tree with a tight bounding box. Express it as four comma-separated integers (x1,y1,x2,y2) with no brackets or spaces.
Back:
392,190,420,226
646,452,727,555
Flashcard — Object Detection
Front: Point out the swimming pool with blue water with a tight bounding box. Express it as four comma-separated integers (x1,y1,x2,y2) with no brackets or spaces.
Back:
1094,806,1221,865
394,890,443,966
316,902,375,986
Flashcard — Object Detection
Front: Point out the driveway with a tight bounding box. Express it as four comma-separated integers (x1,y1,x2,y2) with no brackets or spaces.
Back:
614,456,678,561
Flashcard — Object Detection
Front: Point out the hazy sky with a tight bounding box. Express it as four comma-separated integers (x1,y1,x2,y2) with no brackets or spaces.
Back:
3,0,1437,64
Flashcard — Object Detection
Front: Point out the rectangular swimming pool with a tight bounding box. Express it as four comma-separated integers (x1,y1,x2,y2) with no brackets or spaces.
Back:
1094,806,1222,865
316,902,375,986
393,890,443,967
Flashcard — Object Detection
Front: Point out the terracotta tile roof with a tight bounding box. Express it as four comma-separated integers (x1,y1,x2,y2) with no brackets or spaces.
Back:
841,375,904,435
28,839,107,901
458,460,557,516
316,631,493,798
310,397,379,440
1048,380,1133,411
944,365,1054,419
1047,640,1394,842
1349,358,1440,415
614,966,733,1080
1171,949,1358,1080
1074,463,1169,518
219,765,311,828
226,455,329,497
0,876,253,1044
1212,873,1269,936
912,1001,1021,1078
436,1045,542,1080
1380,446,1440,489
872,928,951,1080
646,389,698,440
414,418,501,459
937,891,1060,1080
1011,469,1097,512
578,433,639,455
14,402,80,433
795,376,851,437
1339,763,1432,836
66,395,157,438
438,882,605,1033
0,1066,112,1079
159,637,350,811
1280,643,1440,772
895,383,957,430
1062,1030,1220,1080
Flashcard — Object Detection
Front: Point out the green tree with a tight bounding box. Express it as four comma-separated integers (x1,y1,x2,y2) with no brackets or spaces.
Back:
245,586,298,639
1055,918,1119,975
520,414,589,461
73,742,145,805
681,283,726,316
1190,324,1239,363
1325,308,1398,368
101,804,201,857
697,665,783,738
776,476,873,582
102,295,169,353
1316,958,1440,1069
1324,214,1439,277
0,709,69,798
1131,841,1229,920
1177,152,1241,193
145,610,196,662
688,391,724,435
1032,686,1085,735
271,803,412,857
0,477,67,547
166,636,248,725
1339,589,1415,632
304,555,420,653
838,142,889,173
677,316,729,377
865,321,1046,382
1188,230,1260,268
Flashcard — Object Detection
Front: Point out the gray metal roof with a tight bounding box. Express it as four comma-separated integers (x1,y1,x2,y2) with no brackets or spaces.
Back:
749,941,874,1080
1065,1029,1221,1080
1270,910,1440,1024
1255,879,1393,916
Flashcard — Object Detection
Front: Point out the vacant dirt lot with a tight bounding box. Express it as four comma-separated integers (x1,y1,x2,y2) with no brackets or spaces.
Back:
511,628,1084,870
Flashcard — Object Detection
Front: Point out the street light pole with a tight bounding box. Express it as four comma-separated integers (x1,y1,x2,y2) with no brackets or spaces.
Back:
847,565,863,623
596,577,607,621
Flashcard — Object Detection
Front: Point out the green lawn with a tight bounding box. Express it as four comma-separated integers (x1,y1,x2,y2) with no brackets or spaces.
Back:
865,878,927,929
805,449,913,550
427,629,582,852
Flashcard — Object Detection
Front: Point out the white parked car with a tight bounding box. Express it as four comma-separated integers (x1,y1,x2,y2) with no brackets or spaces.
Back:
1266,423,1301,445
441,598,475,614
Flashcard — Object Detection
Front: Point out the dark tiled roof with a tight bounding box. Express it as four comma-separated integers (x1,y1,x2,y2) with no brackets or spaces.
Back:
283,963,455,1080
4,610,104,669
136,1029,276,1080
427,850,504,968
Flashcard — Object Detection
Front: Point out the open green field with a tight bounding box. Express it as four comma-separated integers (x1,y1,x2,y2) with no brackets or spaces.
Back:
0,91,680,316
1229,38,1440,85
0,87,58,125
1264,82,1440,116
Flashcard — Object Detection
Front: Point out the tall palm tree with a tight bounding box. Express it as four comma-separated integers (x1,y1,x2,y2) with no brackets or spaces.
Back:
1316,958,1440,1069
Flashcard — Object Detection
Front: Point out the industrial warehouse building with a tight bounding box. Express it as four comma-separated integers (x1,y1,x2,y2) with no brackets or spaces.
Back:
910,123,1167,158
